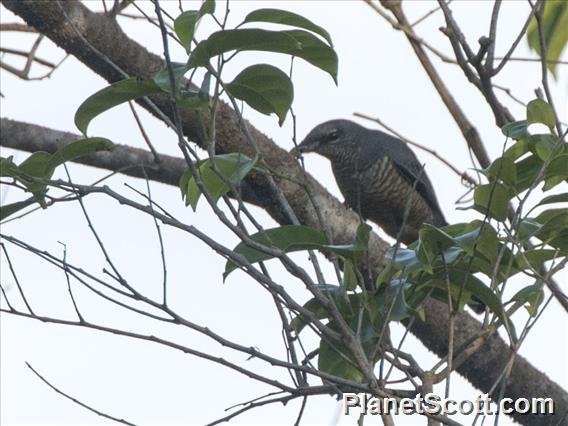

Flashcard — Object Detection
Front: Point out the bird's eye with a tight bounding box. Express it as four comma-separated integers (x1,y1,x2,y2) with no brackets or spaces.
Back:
328,130,339,141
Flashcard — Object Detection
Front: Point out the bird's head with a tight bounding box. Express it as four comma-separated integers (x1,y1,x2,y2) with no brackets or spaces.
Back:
291,119,361,160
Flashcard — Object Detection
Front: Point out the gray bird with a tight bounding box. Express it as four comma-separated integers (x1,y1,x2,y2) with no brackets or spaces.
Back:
292,119,447,244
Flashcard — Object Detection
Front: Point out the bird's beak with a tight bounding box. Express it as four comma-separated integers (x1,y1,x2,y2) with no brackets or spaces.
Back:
290,138,319,157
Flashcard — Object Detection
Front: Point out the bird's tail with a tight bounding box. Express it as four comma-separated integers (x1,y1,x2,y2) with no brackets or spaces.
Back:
433,210,448,228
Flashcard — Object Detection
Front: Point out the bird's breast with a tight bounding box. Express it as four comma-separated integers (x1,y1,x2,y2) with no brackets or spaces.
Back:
332,158,435,242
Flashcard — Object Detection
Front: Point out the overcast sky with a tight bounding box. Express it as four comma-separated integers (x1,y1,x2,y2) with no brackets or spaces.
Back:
1,1,567,425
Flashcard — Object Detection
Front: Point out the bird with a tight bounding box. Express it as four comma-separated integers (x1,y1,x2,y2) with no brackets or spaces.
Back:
292,119,447,245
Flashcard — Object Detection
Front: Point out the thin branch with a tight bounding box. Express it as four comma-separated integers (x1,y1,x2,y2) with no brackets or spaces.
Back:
492,84,526,107
62,165,128,289
0,242,34,314
0,47,55,67
496,56,568,65
127,102,160,163
59,241,84,322
492,6,537,75
0,23,35,32
486,0,502,68
410,1,452,28
26,362,137,426
141,169,168,306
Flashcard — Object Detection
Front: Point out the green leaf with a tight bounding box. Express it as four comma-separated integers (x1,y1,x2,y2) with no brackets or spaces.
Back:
318,310,380,383
527,99,556,129
290,290,334,333
289,286,359,333
17,151,54,206
530,134,562,161
384,247,421,272
484,157,516,185
241,8,333,46
533,209,568,250
375,279,413,321
415,240,435,274
177,89,209,110
473,182,510,221
187,29,338,83
0,156,19,178
424,271,517,342
224,225,327,277
18,151,53,178
323,223,371,263
226,64,293,126
174,0,216,51
453,223,500,260
175,9,200,41
1,139,114,211
343,259,363,291
511,284,544,317
181,153,257,210
514,249,560,270
318,328,364,383
285,29,338,83
538,193,568,206
419,224,455,250
544,154,568,180
75,78,162,134
543,175,565,191
518,218,542,242
502,120,528,140
47,138,114,170
535,208,566,224
200,0,215,15
504,138,529,161
513,154,543,193
153,63,189,93
527,0,568,78
419,277,473,312
416,225,456,273
0,199,36,221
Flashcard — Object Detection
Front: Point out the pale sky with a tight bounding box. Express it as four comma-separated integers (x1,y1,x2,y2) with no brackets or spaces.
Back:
1,1,566,425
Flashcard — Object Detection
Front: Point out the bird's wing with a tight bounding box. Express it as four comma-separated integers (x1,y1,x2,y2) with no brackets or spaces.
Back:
361,130,447,226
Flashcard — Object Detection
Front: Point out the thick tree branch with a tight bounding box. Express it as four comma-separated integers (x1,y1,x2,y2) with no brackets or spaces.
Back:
1,2,567,424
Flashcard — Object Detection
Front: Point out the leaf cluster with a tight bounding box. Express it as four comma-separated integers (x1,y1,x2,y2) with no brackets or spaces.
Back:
1,138,114,219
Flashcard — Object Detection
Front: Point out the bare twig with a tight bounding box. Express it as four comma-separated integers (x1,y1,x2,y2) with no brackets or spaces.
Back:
486,0,502,69
0,242,34,314
492,6,537,75
0,47,55,67
0,34,64,81
26,362,137,426
59,241,84,322
127,102,160,163
410,1,452,28
0,23,35,32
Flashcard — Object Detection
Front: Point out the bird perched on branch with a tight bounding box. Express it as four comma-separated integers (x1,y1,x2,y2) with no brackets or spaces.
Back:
292,119,447,244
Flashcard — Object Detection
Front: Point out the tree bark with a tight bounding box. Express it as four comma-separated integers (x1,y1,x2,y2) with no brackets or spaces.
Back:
1,2,566,424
